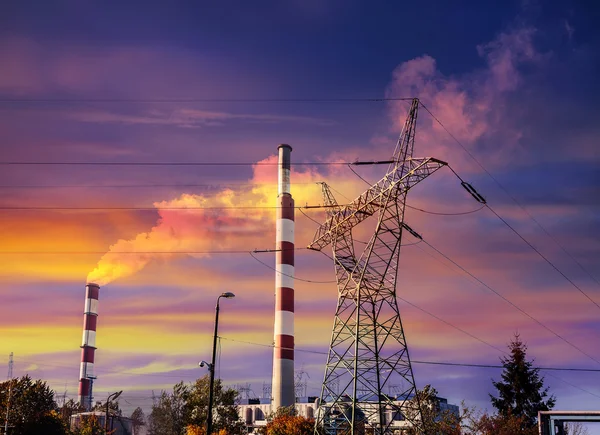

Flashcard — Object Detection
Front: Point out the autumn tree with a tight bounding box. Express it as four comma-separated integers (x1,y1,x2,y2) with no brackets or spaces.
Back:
0,375,67,435
490,334,555,429
72,413,106,435
471,411,538,435
59,398,85,426
148,375,243,435
259,406,314,435
184,376,245,435
403,385,461,435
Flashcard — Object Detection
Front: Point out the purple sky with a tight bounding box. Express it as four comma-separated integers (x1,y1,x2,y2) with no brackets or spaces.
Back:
1,0,599,425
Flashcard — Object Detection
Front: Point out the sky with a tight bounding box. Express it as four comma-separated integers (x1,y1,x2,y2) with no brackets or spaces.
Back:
1,0,600,426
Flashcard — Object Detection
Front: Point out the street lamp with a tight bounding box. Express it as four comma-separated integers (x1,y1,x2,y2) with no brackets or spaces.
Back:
200,292,235,435
105,390,123,432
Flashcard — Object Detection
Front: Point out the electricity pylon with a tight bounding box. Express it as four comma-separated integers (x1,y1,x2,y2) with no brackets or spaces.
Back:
309,98,447,435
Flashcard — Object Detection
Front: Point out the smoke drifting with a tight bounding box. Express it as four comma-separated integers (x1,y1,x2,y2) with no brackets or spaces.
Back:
86,155,326,286
87,25,540,286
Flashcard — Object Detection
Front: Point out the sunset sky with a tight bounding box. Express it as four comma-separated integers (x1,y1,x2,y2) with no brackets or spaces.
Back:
1,0,599,421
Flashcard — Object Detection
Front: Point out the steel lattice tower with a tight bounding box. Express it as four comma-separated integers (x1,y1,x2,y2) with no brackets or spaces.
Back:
308,99,447,435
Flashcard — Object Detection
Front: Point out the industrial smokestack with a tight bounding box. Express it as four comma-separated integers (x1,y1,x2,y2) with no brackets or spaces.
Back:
78,283,99,410
272,144,295,409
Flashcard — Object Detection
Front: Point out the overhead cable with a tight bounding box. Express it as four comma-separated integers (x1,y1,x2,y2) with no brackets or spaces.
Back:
421,100,600,289
0,97,414,103
419,238,600,366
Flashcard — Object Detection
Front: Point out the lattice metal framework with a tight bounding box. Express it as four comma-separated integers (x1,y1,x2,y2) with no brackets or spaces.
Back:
309,99,446,435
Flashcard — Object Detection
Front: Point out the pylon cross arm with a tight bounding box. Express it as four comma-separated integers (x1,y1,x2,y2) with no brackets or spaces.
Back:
308,157,447,251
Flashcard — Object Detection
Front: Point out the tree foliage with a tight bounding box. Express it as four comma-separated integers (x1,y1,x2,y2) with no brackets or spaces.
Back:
0,375,67,435
403,385,461,435
71,413,106,435
471,412,538,435
148,375,243,435
263,414,314,435
184,376,244,435
490,334,555,429
259,406,313,435
130,406,146,435
59,398,85,426
148,383,188,435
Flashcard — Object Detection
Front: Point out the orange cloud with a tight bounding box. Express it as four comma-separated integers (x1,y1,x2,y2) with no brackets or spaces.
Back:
86,154,338,285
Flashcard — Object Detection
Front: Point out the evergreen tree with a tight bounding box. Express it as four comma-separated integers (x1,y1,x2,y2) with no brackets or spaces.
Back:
490,334,555,428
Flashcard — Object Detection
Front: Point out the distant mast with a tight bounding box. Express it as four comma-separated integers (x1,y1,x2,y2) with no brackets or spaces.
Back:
272,144,295,408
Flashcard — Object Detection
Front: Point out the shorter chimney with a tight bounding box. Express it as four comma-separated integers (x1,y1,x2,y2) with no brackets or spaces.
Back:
78,283,99,410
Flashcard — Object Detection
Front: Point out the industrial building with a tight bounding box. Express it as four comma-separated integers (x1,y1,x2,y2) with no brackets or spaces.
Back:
70,412,133,435
236,393,459,433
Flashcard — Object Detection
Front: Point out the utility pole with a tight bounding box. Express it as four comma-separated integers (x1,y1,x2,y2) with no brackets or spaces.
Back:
5,352,14,435
309,99,446,435
207,292,235,435
105,391,122,433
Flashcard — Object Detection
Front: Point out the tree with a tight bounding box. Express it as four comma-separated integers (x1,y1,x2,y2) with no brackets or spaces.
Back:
565,422,590,435
72,413,106,435
403,385,461,435
59,398,85,426
473,412,538,435
184,376,245,435
148,383,188,435
0,375,68,435
263,415,314,435
131,406,146,435
148,376,243,435
259,406,313,435
490,334,555,429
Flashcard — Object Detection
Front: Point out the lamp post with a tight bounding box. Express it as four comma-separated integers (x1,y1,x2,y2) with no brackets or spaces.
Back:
105,390,122,432
204,292,235,435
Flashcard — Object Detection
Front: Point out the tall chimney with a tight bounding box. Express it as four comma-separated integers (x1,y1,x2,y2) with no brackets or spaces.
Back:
272,144,295,409
78,283,99,410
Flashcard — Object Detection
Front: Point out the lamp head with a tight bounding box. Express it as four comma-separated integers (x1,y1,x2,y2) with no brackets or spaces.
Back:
221,292,235,299
113,391,123,400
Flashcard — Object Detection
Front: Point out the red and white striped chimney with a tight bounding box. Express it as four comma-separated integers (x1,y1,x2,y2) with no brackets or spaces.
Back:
272,144,295,409
78,283,99,410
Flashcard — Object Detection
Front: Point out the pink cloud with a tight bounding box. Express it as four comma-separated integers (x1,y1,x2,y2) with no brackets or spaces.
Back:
384,26,542,170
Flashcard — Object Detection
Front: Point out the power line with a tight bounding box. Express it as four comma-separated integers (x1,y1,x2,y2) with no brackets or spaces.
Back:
0,248,300,255
419,238,600,367
445,164,600,317
218,337,600,373
0,182,318,189
0,204,341,211
484,204,600,311
407,203,485,216
407,241,600,399
0,161,348,167
0,97,414,103
219,337,600,399
0,159,402,168
395,294,505,355
420,101,600,289
248,251,336,284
